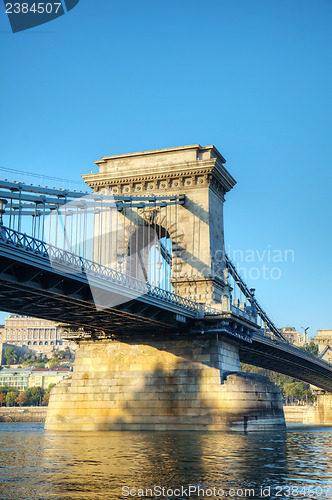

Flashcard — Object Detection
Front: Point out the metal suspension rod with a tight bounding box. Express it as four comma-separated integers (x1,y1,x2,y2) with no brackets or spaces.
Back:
154,198,157,286
129,200,133,277
99,198,103,264
48,206,52,247
115,205,119,272
41,200,46,242
18,188,22,233
122,203,126,273
135,206,138,280
55,204,59,247
142,204,146,281
174,196,178,292
83,203,87,259
192,207,195,279
165,202,168,289
9,198,13,230
103,203,107,265
75,205,79,256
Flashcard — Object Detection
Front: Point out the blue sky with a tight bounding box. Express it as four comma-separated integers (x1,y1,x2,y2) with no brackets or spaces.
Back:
1,0,331,337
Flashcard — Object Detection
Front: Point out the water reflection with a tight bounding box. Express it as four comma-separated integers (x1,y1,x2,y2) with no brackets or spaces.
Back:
40,430,288,499
0,424,331,500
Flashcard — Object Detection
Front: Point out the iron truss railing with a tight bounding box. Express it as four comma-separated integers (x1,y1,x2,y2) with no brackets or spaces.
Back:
0,226,200,314
225,254,286,341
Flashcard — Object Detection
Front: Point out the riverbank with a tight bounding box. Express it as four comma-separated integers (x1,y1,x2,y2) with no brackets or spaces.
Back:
0,405,311,424
0,406,47,422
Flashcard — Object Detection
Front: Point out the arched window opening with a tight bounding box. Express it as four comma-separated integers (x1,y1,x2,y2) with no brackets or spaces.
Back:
127,222,173,292
148,236,172,291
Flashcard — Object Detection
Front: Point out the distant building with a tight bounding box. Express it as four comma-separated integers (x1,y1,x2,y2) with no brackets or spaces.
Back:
0,368,32,390
314,329,332,364
280,326,306,346
29,368,71,389
1,315,76,354
0,367,71,391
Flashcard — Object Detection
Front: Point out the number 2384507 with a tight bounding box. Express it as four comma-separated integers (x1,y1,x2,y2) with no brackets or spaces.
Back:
5,3,62,14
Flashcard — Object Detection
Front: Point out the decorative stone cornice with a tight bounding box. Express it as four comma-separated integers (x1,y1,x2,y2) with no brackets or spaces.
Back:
83,155,236,196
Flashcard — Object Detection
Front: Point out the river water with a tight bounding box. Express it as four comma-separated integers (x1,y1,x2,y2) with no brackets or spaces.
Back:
0,423,331,500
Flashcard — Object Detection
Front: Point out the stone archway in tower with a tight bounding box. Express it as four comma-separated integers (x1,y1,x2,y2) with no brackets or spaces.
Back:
124,208,185,291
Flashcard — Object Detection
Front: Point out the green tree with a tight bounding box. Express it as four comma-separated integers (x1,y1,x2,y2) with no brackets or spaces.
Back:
0,385,13,394
63,347,72,359
42,392,50,405
15,391,28,406
0,392,6,406
283,382,315,404
35,362,46,368
6,391,18,406
25,387,45,406
241,363,316,404
4,346,18,365
284,382,305,400
304,388,317,404
21,354,37,367
304,341,319,356
49,359,61,369
48,383,56,392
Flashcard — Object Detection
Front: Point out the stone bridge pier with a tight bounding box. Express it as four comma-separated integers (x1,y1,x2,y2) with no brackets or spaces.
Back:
45,145,285,432
45,334,285,432
304,392,332,425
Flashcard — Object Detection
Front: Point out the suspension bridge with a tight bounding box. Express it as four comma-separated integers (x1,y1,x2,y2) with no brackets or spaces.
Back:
0,145,331,431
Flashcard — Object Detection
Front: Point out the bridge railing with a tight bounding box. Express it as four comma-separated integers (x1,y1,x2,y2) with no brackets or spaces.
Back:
0,226,200,314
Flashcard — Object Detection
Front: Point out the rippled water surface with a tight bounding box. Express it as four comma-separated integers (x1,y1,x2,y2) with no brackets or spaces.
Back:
0,423,331,500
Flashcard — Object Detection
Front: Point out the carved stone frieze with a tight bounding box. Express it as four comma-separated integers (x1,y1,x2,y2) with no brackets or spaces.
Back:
84,163,234,198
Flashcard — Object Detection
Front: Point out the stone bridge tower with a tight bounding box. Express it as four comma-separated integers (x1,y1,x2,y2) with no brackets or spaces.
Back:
82,145,236,308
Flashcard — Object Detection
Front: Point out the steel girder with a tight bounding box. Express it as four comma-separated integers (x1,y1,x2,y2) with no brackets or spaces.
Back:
238,333,332,392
